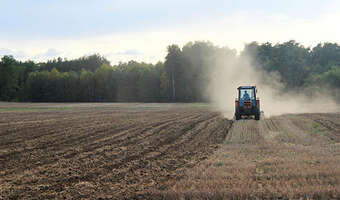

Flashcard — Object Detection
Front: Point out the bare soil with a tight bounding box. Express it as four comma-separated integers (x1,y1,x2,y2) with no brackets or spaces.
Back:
0,103,230,199
1,103,340,199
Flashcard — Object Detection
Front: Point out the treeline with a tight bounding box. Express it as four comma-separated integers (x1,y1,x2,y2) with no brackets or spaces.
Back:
1,40,340,102
1,57,164,102
245,41,340,89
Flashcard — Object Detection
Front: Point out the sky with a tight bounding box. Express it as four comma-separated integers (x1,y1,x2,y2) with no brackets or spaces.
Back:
1,0,340,64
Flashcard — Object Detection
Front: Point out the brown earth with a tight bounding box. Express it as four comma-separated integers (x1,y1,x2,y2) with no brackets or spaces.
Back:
1,103,340,199
163,113,340,199
0,103,231,199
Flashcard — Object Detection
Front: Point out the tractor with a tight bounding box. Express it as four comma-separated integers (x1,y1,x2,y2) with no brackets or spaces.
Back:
234,86,260,120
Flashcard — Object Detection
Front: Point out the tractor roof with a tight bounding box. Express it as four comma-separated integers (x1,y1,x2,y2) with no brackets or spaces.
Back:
237,86,256,90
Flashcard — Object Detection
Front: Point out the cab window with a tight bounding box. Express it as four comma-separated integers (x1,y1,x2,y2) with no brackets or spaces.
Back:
240,89,254,100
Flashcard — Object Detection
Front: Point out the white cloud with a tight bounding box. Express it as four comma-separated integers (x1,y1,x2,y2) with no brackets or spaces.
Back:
0,48,27,59
43,48,61,57
1,10,339,64
0,48,12,55
33,48,62,61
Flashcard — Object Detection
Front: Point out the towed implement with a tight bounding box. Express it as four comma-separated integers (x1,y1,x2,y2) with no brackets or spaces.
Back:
235,86,260,120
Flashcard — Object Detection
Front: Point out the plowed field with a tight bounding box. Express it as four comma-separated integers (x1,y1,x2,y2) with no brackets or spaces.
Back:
0,103,231,199
1,103,340,199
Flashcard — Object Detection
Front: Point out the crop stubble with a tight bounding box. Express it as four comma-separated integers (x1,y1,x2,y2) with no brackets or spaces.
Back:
164,113,340,199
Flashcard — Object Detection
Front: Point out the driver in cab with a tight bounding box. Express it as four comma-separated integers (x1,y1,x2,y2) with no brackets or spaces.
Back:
243,91,250,101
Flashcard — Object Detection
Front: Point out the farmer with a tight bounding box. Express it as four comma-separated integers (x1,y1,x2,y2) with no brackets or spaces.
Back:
243,91,250,100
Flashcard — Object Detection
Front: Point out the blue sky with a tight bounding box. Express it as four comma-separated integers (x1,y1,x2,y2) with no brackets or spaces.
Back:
1,0,339,63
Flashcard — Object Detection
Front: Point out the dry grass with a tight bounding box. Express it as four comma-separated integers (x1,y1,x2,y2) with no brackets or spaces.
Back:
160,114,340,199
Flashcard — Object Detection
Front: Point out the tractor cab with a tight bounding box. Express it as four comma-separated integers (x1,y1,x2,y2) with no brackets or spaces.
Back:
238,86,256,107
235,86,260,120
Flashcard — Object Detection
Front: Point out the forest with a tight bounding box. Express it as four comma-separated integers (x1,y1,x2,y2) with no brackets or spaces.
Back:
0,40,339,102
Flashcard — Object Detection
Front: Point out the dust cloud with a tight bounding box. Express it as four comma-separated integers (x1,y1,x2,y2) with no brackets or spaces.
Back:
206,53,339,118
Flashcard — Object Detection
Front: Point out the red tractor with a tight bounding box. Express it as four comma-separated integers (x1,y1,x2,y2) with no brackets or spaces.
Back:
235,86,260,120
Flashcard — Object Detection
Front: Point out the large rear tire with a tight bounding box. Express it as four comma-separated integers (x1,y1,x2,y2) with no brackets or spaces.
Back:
235,108,241,120
255,109,260,120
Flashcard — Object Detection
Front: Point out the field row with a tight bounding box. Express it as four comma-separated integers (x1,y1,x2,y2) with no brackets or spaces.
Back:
0,104,231,199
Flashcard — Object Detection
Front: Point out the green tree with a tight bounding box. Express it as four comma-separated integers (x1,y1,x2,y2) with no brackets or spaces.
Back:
164,45,182,101
94,64,117,101
0,56,19,100
311,43,340,73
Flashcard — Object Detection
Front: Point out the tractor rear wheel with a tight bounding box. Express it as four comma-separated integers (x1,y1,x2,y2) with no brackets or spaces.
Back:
255,109,260,120
235,108,241,120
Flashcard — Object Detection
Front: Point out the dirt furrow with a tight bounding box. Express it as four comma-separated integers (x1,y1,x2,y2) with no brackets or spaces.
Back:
0,104,231,199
